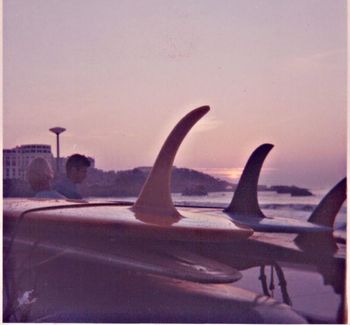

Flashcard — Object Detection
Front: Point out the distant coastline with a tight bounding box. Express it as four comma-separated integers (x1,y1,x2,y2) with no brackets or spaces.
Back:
3,166,313,198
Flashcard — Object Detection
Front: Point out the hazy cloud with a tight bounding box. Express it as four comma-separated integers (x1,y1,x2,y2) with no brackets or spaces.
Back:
192,118,223,133
285,49,346,71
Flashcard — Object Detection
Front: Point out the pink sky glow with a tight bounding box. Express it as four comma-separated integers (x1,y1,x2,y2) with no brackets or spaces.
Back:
3,0,347,188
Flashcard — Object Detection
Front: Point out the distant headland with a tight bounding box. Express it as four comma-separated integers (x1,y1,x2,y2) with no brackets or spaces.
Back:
3,166,313,198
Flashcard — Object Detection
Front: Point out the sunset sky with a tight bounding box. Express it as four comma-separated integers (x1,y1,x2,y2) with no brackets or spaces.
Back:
3,0,347,188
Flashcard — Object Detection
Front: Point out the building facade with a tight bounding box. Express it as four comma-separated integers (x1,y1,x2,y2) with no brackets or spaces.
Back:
3,144,96,180
3,144,54,180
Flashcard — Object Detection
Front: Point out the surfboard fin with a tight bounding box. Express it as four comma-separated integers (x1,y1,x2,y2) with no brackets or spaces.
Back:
132,106,210,223
224,143,274,218
294,178,347,254
307,177,347,227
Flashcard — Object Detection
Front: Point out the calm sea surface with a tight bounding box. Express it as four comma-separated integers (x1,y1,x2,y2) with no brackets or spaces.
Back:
88,189,347,229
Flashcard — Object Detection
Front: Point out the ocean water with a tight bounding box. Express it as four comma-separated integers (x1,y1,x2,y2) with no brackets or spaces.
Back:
89,189,347,231
174,190,347,230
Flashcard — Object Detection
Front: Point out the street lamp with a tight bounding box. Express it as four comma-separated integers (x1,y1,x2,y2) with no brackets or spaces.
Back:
49,127,66,175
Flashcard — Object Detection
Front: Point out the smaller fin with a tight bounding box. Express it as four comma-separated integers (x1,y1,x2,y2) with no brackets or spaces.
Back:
132,106,210,222
294,178,347,254
224,144,274,218
307,177,347,227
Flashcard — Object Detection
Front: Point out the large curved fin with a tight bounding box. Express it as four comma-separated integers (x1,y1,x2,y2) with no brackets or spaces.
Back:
224,143,274,218
294,178,347,254
132,106,210,221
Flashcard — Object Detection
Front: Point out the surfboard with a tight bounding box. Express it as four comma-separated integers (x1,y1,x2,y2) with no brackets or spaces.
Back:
222,143,346,233
5,237,306,324
5,253,305,323
4,201,252,243
4,235,241,284
148,274,307,324
4,107,252,255
217,211,331,233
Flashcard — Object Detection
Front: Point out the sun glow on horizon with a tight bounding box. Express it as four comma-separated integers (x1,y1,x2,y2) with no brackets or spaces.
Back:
195,167,244,182
195,167,279,184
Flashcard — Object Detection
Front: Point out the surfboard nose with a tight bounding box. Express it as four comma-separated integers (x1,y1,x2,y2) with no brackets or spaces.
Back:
132,106,210,222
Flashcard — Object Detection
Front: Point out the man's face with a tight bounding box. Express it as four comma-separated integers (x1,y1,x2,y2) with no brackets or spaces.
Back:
69,166,88,184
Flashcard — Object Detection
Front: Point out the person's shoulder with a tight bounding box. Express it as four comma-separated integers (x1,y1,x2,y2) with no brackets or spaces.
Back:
53,176,72,189
53,177,82,199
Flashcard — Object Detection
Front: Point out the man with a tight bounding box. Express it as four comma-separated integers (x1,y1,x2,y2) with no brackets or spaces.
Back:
54,154,91,199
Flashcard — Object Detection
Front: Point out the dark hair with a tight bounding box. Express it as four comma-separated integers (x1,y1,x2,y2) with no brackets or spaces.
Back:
66,154,91,172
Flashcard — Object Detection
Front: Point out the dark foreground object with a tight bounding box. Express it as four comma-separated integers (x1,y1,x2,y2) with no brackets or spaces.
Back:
4,240,306,324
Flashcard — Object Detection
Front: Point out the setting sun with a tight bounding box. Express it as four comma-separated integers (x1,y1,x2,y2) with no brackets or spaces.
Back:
196,168,244,182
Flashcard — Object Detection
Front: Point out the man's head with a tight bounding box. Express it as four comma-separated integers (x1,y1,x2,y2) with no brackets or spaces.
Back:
27,157,54,191
66,154,91,184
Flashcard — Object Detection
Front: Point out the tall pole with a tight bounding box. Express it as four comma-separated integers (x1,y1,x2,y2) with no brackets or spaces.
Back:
49,127,66,176
56,133,60,173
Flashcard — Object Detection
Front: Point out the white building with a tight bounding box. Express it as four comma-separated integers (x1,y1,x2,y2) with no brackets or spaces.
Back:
3,144,54,180
3,144,96,180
